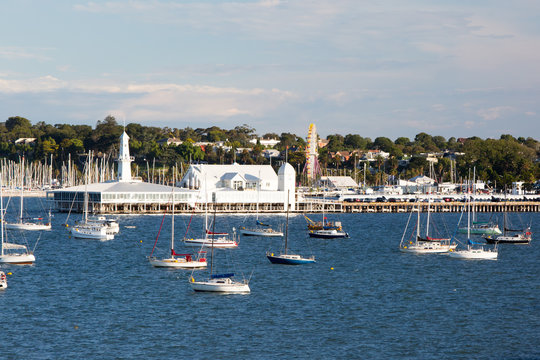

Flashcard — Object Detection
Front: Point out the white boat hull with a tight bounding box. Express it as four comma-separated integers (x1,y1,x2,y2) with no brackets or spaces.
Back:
190,278,250,293
183,238,238,248
448,249,498,260
0,253,36,264
149,257,207,269
400,242,457,254
70,226,114,240
239,228,283,237
4,222,51,231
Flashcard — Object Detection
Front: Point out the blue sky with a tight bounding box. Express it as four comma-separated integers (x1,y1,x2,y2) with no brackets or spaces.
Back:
1,0,539,140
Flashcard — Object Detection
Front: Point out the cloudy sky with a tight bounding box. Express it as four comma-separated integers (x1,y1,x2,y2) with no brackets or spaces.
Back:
1,0,539,140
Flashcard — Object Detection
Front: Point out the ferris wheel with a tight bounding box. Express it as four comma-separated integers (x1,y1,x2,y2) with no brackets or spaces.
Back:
304,123,320,182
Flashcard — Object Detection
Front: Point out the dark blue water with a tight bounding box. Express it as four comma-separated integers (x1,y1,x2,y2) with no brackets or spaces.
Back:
1,198,539,359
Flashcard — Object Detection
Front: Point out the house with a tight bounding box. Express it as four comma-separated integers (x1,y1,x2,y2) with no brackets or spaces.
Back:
157,138,183,146
15,138,36,145
249,138,280,148
362,149,390,161
178,162,296,210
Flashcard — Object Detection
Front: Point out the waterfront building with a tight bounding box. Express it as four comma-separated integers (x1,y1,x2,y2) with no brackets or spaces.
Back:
49,130,296,214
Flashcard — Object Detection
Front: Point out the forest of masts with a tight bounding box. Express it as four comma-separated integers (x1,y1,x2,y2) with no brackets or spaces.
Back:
0,153,189,190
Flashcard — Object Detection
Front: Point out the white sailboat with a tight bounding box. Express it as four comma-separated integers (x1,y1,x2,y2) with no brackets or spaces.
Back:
0,180,36,265
448,197,498,260
183,200,238,248
5,157,51,231
69,162,114,241
399,198,457,254
240,174,283,237
190,207,250,293
149,189,207,269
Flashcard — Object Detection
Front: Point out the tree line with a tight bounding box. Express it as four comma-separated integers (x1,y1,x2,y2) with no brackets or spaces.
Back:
1,115,538,190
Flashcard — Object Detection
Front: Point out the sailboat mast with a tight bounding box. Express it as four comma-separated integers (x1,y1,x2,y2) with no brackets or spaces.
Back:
1,178,4,256
210,203,216,276
19,156,24,223
416,201,420,241
84,160,89,224
284,190,290,254
426,196,431,237
171,187,175,254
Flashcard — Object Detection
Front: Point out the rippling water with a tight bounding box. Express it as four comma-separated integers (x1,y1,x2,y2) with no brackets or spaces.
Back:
1,199,539,359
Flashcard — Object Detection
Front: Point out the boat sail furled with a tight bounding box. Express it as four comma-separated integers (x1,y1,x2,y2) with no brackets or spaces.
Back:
69,160,114,241
399,198,457,254
149,188,207,269
240,173,283,237
5,156,51,231
0,179,36,265
190,204,250,293
448,197,498,260
267,191,316,265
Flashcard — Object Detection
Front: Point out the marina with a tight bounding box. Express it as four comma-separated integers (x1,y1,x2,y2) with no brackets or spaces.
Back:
0,197,538,359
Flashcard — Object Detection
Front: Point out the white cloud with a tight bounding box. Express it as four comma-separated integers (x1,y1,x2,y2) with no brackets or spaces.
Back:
0,47,51,61
477,106,513,121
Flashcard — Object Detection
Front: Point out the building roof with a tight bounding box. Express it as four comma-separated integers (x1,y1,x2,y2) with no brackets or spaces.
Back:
320,176,358,188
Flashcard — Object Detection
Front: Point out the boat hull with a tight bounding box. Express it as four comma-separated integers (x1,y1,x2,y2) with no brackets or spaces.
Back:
448,249,498,260
308,230,349,239
266,253,316,265
240,229,283,237
484,236,531,244
149,257,207,269
458,227,502,236
183,239,238,248
190,279,250,293
0,253,36,264
400,242,457,254
5,223,51,231
70,226,114,240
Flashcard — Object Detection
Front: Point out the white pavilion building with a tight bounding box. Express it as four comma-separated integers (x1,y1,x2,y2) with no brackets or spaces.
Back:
49,130,297,214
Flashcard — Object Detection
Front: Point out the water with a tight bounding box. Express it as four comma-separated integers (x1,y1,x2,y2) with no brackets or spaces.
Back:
1,198,539,359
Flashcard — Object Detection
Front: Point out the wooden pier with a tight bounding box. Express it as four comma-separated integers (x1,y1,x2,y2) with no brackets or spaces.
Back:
68,200,540,215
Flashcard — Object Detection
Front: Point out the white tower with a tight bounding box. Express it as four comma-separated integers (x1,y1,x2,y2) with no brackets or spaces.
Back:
278,162,296,211
117,131,134,182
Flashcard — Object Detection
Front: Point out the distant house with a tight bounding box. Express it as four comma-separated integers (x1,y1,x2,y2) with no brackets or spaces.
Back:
362,149,390,161
15,138,36,145
249,138,280,148
157,138,183,146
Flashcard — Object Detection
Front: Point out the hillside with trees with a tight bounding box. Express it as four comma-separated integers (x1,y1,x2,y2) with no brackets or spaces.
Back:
1,115,538,191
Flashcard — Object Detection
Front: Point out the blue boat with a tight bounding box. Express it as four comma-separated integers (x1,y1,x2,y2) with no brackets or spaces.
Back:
266,190,315,265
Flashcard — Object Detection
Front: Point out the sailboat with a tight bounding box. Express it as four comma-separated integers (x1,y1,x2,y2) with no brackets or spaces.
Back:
484,202,532,244
448,197,498,260
190,206,250,293
0,179,36,265
0,271,7,289
399,198,457,253
240,175,283,237
69,162,114,241
183,201,238,248
149,189,207,268
5,157,51,231
307,196,348,239
267,191,316,265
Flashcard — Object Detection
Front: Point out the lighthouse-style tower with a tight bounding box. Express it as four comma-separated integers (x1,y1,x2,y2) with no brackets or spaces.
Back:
117,130,134,182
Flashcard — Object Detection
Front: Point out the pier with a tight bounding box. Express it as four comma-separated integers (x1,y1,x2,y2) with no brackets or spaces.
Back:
54,199,540,214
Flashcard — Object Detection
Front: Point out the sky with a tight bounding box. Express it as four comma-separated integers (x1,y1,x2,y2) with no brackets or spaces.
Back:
1,0,539,141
